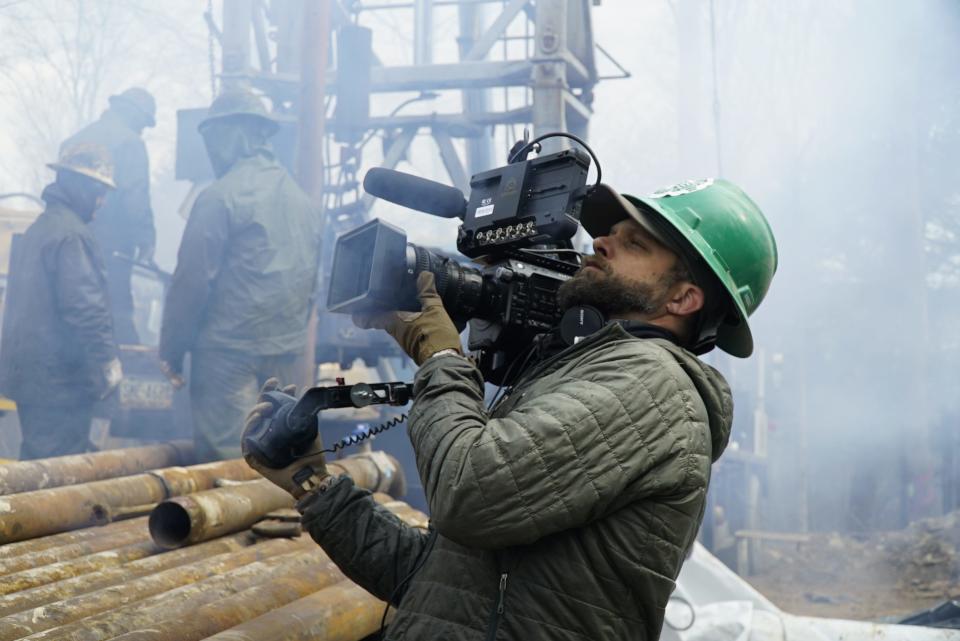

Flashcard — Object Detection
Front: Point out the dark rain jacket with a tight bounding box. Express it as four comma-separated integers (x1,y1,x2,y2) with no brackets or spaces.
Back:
300,323,733,641
159,150,320,371
0,184,117,406
61,108,155,258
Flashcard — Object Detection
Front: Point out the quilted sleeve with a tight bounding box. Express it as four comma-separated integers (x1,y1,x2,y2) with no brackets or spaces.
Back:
407,345,712,550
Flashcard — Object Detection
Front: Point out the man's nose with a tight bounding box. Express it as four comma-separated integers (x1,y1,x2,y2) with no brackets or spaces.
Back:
592,234,612,258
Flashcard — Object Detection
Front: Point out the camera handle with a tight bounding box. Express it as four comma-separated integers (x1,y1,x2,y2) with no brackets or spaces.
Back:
243,381,414,469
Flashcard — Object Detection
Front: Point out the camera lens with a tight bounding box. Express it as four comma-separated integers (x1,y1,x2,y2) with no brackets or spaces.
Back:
405,245,500,323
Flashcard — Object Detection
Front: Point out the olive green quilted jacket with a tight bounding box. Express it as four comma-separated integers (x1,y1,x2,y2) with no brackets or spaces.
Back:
300,323,733,640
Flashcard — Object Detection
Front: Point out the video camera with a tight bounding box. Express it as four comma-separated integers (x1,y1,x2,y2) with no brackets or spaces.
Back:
326,133,600,384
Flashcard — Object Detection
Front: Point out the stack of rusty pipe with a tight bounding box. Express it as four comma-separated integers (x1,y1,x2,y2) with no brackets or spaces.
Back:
148,451,406,548
0,456,261,543
0,443,420,641
0,441,193,496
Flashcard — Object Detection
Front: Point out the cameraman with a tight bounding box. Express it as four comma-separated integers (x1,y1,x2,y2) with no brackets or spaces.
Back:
244,179,777,640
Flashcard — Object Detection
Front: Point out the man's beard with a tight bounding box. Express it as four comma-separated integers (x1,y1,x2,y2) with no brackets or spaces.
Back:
556,256,669,317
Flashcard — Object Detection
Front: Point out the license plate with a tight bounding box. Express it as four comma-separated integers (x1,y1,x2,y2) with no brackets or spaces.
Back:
118,377,174,410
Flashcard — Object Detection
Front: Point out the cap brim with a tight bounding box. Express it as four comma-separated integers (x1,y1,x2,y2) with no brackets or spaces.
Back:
715,316,753,358
581,184,673,249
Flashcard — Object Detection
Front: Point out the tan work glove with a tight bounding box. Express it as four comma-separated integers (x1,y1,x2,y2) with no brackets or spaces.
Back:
241,378,331,499
352,272,463,366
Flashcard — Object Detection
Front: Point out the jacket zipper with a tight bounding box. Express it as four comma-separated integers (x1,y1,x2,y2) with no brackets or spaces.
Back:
484,572,509,641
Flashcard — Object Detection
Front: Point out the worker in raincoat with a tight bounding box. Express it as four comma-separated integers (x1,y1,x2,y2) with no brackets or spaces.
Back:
61,87,157,344
159,89,320,462
0,144,122,460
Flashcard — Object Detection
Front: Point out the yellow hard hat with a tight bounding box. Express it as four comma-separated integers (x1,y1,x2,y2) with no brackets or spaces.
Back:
48,143,116,189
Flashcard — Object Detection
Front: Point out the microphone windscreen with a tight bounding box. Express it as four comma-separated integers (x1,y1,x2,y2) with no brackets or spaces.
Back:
363,168,466,219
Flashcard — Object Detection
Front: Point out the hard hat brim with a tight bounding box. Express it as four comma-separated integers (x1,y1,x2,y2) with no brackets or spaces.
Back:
47,163,117,190
197,112,281,137
580,184,754,357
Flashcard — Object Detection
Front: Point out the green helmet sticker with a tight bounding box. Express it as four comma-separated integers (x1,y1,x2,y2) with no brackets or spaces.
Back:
650,178,715,198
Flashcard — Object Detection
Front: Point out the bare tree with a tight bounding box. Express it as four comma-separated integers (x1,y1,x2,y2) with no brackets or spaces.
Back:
0,0,210,193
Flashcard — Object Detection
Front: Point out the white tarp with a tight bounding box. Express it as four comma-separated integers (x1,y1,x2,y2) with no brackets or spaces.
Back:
659,543,960,641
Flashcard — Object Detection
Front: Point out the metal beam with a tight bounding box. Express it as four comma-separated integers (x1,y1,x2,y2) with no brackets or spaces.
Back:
564,0,598,84
458,1,494,173
326,107,532,134
465,0,529,62
250,1,272,72
532,0,569,152
369,59,534,91
564,90,591,142
414,0,434,65
221,0,254,89
361,127,418,209
272,0,302,74
563,89,592,125
251,59,538,98
433,127,470,193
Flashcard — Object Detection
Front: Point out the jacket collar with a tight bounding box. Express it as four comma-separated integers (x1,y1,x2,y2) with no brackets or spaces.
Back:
40,183,85,222
515,323,638,388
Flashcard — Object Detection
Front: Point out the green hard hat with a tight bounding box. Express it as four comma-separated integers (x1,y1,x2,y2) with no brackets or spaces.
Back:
581,179,778,357
198,89,279,135
47,142,117,189
109,87,156,127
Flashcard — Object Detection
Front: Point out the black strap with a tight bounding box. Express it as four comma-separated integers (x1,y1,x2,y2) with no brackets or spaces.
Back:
558,305,680,347
611,319,681,345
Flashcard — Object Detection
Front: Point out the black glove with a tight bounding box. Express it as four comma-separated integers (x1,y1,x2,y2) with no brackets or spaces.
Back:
241,379,330,499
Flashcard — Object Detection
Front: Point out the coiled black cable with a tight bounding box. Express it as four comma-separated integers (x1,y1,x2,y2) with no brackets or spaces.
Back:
322,414,409,455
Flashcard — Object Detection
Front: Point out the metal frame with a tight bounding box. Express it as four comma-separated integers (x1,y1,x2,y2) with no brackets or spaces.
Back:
215,0,602,184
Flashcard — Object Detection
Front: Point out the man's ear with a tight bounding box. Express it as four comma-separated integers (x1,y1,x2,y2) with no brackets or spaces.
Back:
665,282,704,318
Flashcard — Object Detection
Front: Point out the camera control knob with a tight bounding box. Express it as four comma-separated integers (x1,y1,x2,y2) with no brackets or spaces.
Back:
495,267,515,283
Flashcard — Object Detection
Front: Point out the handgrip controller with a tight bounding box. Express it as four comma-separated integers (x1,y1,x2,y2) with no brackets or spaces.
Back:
242,382,414,469
241,390,314,469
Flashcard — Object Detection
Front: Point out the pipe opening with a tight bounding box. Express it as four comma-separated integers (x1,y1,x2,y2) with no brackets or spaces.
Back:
90,503,111,525
149,502,192,549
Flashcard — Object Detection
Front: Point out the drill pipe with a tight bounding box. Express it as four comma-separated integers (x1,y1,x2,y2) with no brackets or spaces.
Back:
108,501,429,641
148,452,404,549
0,458,259,543
0,514,143,560
106,563,344,641
0,537,310,639
26,550,342,641
199,582,384,641
97,564,348,641
0,517,147,576
0,539,159,596
0,531,258,616
148,480,290,549
0,441,193,495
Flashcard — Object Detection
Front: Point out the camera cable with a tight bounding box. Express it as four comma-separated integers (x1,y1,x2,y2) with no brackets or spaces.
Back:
506,132,602,191
321,413,409,456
